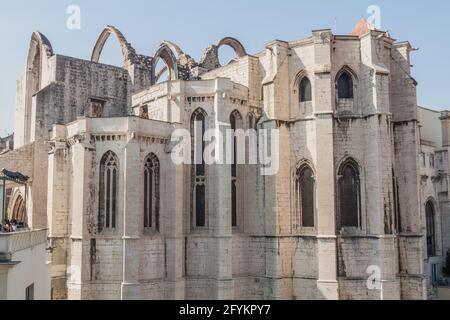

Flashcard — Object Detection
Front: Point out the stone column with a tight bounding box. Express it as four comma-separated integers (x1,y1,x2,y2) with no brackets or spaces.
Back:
47,125,70,300
391,43,426,300
164,150,186,299
121,129,141,300
67,131,94,300
209,78,233,299
313,29,339,300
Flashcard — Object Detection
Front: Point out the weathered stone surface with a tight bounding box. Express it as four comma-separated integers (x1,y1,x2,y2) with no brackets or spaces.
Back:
0,22,431,300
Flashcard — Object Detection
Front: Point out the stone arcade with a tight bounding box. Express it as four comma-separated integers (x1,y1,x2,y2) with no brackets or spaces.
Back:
0,20,430,300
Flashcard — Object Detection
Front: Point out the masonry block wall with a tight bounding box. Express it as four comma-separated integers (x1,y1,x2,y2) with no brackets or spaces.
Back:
0,23,429,300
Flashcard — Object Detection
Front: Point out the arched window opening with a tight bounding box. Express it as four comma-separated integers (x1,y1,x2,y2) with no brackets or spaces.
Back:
99,151,119,232
144,154,160,232
154,58,169,84
11,193,26,223
192,110,207,228
295,164,315,228
219,45,238,66
299,77,312,103
230,110,243,228
96,36,125,67
426,201,436,257
216,37,247,67
338,159,361,229
337,71,354,99
152,44,178,84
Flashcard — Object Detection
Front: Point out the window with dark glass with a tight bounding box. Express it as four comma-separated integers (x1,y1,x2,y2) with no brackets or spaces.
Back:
192,110,207,227
338,160,361,229
144,153,160,231
299,77,312,102
295,164,315,228
426,201,436,257
337,72,354,99
99,151,118,232
230,111,242,228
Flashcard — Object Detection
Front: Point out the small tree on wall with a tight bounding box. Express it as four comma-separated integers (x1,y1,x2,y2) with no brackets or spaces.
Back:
444,249,450,277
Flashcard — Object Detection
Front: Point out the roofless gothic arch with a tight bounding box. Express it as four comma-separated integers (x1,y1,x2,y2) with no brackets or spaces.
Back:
199,37,247,70
152,43,179,83
91,25,137,67
216,37,247,59
27,32,54,94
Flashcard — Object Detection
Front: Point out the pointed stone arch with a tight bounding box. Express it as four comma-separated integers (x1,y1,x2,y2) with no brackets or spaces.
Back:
91,25,137,67
335,65,358,98
216,37,247,59
199,37,247,71
28,31,54,62
27,32,54,94
20,32,54,146
152,43,179,83
160,40,185,57
8,190,27,223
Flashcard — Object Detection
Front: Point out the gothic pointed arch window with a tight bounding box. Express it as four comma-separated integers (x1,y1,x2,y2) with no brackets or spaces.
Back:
230,110,243,228
191,109,207,228
98,151,119,232
337,71,354,99
10,192,26,223
144,153,160,232
299,77,312,103
295,163,315,228
337,159,361,229
425,200,436,257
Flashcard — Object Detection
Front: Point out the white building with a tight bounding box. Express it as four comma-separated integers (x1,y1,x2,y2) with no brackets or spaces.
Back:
0,229,51,300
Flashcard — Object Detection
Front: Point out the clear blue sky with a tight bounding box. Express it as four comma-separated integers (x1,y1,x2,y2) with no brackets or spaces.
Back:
1,0,449,136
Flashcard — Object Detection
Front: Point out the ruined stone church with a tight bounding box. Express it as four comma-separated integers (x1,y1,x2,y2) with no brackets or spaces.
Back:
0,19,430,300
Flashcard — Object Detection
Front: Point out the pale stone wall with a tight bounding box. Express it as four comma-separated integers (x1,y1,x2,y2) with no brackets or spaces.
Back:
4,24,432,300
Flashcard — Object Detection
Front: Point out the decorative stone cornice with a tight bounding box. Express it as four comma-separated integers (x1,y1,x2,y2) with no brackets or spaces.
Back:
67,133,94,150
47,140,68,155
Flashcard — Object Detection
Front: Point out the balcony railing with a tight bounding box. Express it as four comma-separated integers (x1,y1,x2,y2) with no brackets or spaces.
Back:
0,229,47,256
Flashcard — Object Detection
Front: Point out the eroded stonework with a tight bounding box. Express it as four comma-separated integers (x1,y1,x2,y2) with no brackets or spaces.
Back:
0,20,430,300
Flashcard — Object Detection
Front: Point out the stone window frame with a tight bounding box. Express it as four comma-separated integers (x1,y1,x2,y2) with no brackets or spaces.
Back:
143,153,160,234
292,70,314,119
299,76,313,103
98,150,119,233
337,71,354,99
335,66,360,116
425,198,438,258
336,157,366,235
230,109,245,232
190,108,209,231
292,159,317,235
8,189,27,223
139,104,149,119
88,97,107,118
